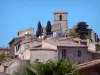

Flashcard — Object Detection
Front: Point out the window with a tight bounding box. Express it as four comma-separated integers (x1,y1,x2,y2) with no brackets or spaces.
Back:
4,66,7,73
78,50,81,57
59,15,62,20
78,61,81,64
36,59,39,62
62,49,66,58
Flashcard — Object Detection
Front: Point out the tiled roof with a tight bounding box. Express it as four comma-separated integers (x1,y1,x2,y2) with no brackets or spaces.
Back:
78,59,100,70
2,60,17,67
14,36,25,45
0,47,10,50
9,36,25,45
54,10,68,14
21,36,42,44
43,37,87,48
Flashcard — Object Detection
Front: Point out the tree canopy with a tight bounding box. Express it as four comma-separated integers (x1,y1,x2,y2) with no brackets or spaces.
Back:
26,59,79,75
68,30,79,38
36,21,43,37
75,22,89,39
0,54,7,61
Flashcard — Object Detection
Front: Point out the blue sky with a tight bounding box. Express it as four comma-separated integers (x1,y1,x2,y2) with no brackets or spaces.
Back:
0,0,100,46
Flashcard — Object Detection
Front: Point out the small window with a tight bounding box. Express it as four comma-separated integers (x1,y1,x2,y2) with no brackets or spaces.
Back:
4,66,7,73
78,50,82,57
62,49,66,58
59,15,62,20
36,59,39,62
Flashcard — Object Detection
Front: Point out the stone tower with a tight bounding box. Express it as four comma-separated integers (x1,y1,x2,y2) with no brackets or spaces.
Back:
54,10,68,36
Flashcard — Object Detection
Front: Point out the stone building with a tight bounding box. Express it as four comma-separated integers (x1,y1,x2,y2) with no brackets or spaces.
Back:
43,10,68,36
18,28,34,37
0,47,10,56
9,28,34,58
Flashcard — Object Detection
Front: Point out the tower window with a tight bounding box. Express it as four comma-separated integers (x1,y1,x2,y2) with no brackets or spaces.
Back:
59,15,62,20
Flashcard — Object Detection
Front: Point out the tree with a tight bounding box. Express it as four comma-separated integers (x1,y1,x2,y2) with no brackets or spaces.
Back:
0,54,7,61
75,22,89,39
68,30,79,38
36,21,43,37
45,21,52,35
26,58,79,75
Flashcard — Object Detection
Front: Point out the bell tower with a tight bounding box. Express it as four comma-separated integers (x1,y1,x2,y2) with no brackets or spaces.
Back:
54,10,68,36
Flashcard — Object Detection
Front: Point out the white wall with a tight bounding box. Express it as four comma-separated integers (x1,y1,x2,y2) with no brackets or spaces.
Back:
23,49,30,60
87,43,96,52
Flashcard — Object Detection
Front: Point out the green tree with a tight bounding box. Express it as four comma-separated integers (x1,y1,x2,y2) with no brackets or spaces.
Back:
26,59,79,75
45,20,52,35
0,54,7,61
36,21,43,37
68,31,79,38
75,22,88,39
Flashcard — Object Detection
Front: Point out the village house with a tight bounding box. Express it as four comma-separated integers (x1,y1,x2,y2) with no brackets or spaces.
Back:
0,47,10,56
41,37,93,64
9,28,34,58
14,34,42,59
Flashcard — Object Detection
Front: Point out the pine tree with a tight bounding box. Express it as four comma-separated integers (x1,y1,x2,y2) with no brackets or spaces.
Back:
45,20,52,35
36,21,43,37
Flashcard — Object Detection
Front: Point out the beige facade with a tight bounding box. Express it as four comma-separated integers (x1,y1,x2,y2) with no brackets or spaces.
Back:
18,28,34,37
42,38,93,64
30,48,57,62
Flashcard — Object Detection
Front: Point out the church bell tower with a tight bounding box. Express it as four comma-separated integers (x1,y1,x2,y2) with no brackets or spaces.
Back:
54,10,68,36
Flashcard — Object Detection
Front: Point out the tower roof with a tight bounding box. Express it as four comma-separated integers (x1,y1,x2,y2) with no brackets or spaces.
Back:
54,10,68,14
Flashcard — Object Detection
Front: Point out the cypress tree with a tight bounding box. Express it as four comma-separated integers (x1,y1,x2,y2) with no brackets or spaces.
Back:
36,21,43,37
45,20,52,35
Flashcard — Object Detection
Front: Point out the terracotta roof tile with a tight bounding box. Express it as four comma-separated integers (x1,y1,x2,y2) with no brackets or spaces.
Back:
43,37,87,48
78,59,100,70
54,10,68,14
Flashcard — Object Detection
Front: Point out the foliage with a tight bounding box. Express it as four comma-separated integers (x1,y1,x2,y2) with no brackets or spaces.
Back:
36,21,43,37
0,54,7,61
68,30,79,38
75,22,89,39
26,58,79,75
45,20,52,35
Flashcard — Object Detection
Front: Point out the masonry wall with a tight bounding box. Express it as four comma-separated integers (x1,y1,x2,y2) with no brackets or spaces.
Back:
30,50,57,62
58,47,92,64
18,28,34,37
7,60,30,75
15,41,41,59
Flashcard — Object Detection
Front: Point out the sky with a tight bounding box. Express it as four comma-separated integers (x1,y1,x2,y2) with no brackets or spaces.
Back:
0,0,100,46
